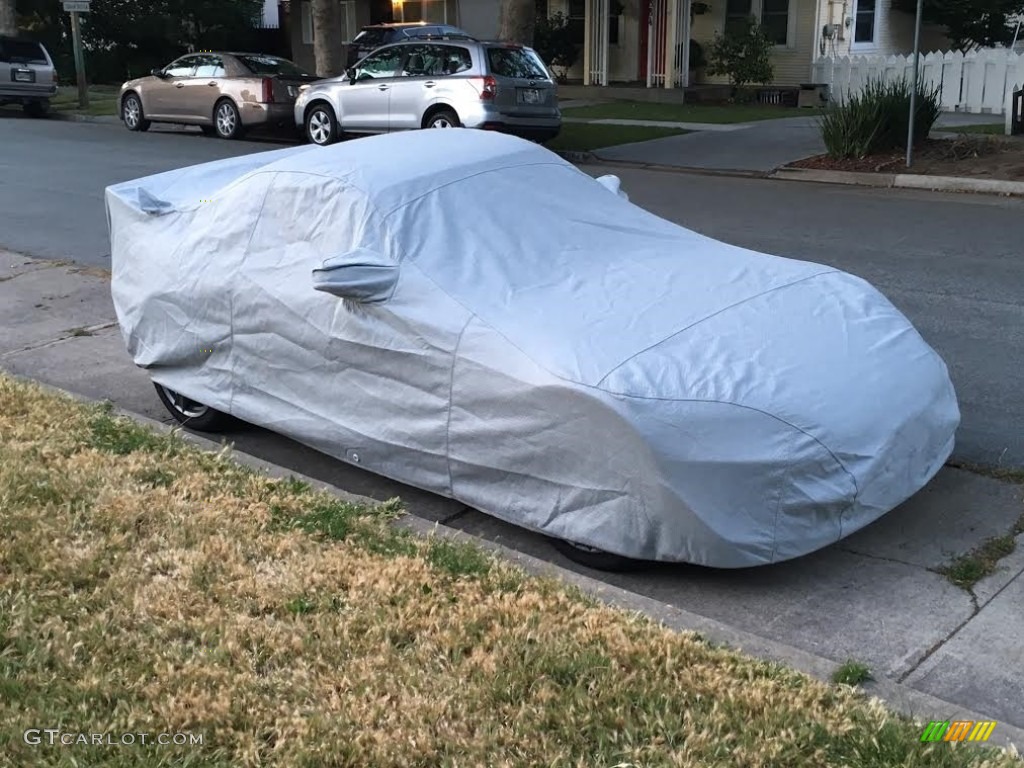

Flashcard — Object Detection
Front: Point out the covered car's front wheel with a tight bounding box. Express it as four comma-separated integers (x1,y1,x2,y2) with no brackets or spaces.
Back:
153,383,230,432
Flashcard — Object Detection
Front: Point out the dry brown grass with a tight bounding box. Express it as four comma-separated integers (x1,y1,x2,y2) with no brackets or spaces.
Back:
0,374,1020,768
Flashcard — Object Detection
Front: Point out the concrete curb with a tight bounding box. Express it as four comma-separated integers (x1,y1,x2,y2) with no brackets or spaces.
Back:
771,166,1024,197
5,370,1023,754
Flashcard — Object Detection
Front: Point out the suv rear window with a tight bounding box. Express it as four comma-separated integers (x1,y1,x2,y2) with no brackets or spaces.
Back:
236,55,308,76
485,46,548,79
0,38,47,64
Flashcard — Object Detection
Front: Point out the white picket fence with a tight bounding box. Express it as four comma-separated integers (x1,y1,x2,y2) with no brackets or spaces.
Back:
812,49,1024,115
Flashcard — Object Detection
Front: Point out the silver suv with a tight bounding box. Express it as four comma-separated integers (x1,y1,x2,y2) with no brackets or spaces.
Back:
295,39,560,145
0,36,58,118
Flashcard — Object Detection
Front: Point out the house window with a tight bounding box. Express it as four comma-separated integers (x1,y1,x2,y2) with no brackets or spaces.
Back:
340,0,356,40
724,0,752,36
301,1,313,44
398,0,447,23
568,0,585,45
760,0,789,45
854,0,877,43
609,0,621,45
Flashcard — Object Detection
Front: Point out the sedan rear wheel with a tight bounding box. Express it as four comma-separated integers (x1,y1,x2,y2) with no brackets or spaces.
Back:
213,99,244,140
306,104,339,145
153,383,230,432
550,538,646,572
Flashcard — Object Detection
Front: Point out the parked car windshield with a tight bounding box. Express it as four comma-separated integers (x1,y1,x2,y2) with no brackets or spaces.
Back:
0,38,47,64
236,54,308,76
485,46,548,79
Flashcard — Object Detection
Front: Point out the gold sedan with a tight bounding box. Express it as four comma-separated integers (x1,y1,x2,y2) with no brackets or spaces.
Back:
119,52,319,139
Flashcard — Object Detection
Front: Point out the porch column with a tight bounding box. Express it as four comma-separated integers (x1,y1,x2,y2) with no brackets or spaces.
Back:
662,0,675,88
679,0,691,89
583,0,592,85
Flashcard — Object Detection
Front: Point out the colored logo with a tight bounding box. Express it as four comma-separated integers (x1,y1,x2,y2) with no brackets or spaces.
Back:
921,720,997,743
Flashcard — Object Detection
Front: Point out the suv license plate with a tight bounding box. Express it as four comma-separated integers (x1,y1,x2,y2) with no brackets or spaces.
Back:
14,69,34,83
519,88,541,104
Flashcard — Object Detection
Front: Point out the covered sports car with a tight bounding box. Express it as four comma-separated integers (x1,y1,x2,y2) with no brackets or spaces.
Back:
106,130,959,569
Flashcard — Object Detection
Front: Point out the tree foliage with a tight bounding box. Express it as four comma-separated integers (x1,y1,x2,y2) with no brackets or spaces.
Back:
891,0,1023,51
707,16,774,93
533,11,578,80
15,0,264,81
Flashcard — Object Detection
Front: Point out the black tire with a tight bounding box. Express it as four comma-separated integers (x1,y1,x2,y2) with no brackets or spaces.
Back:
200,125,217,137
23,100,49,118
121,92,150,131
213,98,244,139
153,383,230,432
305,102,339,145
550,538,647,572
424,107,460,130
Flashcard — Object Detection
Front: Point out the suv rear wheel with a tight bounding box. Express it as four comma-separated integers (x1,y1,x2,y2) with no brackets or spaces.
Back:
424,108,459,129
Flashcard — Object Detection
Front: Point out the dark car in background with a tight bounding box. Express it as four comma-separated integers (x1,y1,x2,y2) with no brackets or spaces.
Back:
119,52,319,139
0,35,58,118
347,22,471,68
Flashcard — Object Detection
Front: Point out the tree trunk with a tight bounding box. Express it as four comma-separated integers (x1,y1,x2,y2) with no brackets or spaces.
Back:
312,0,343,78
0,0,17,36
498,0,536,46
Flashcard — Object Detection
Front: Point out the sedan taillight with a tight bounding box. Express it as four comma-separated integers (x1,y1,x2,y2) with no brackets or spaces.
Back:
471,75,497,101
261,77,275,103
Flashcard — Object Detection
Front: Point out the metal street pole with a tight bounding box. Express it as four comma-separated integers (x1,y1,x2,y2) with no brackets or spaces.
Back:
70,10,89,110
905,0,923,167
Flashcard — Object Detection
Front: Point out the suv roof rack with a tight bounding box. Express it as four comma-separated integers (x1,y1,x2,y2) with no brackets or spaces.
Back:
401,32,476,41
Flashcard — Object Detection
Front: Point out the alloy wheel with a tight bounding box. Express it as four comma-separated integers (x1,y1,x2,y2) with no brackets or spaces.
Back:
308,109,332,144
156,384,210,419
429,116,455,128
123,97,140,129
216,103,237,137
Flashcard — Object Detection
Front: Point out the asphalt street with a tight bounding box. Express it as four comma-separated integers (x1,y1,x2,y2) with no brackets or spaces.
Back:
2,111,1022,467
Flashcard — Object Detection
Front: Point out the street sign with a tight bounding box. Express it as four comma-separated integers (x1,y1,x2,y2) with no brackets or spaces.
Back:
63,1,91,11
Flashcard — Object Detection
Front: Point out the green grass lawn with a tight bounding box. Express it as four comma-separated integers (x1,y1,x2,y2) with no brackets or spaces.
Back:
3,372,1022,768
50,85,120,116
547,122,689,151
561,101,814,123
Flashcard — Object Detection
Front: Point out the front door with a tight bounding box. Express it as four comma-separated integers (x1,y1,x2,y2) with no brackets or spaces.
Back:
146,55,199,119
178,54,226,122
387,43,442,130
338,46,405,132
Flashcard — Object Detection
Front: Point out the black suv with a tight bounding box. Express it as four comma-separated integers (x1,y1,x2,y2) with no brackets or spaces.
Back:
347,22,472,68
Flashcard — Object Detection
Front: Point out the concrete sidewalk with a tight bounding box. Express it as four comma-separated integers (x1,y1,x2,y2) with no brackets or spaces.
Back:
2,249,1024,746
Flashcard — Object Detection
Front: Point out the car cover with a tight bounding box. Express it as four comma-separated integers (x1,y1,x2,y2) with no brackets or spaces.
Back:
106,130,960,567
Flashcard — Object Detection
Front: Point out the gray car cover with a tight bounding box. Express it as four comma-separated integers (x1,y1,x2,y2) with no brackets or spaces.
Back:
106,130,960,567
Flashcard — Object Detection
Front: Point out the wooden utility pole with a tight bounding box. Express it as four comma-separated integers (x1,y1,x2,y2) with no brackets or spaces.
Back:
70,10,89,109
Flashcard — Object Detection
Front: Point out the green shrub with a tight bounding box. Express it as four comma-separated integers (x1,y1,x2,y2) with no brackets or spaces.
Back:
820,76,940,159
533,12,579,82
707,16,774,95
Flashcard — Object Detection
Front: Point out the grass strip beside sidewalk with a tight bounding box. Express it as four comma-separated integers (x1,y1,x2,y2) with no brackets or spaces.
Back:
547,123,689,151
0,374,1020,767
560,102,808,124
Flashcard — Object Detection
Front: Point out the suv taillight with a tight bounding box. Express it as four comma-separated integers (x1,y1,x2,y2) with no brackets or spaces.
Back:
52,69,58,85
261,77,274,103
472,75,497,101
